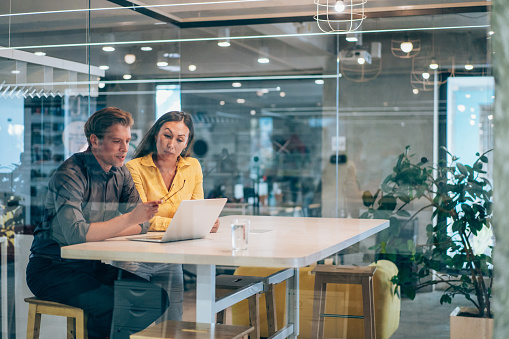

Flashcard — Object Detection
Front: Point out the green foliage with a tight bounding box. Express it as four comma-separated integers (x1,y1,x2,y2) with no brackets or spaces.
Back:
362,147,493,318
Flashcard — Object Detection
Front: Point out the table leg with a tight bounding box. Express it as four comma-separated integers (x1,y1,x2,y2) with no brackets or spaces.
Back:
196,264,216,323
287,268,299,339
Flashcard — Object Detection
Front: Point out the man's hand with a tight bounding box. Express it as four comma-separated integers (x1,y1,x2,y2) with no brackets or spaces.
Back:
210,218,220,233
130,200,161,224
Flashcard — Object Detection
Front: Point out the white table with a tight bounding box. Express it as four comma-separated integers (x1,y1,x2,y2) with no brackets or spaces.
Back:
61,215,389,339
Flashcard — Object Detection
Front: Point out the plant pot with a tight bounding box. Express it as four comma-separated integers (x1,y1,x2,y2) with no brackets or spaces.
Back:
450,306,493,339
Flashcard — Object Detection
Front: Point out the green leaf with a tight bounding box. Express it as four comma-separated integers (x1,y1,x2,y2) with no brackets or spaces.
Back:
396,210,411,218
457,163,469,176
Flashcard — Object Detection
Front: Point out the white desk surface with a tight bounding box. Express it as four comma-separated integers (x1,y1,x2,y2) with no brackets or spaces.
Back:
61,215,389,268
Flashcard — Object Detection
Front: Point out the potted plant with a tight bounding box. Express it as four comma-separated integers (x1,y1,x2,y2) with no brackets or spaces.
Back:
360,146,493,337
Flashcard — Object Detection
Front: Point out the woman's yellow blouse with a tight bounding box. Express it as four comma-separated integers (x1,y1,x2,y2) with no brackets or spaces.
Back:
126,153,204,231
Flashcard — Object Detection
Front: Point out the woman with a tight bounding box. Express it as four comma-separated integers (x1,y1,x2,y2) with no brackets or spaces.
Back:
117,111,218,321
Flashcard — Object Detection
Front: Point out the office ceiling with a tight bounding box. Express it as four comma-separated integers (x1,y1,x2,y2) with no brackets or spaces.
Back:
0,0,492,112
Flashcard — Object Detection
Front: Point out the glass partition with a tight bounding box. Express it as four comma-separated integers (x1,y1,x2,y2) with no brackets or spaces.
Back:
0,1,494,338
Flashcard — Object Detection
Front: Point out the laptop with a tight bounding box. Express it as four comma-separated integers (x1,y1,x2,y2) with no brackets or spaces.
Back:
128,198,227,243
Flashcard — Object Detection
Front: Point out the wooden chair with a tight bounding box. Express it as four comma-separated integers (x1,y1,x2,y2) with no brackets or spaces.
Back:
25,297,87,339
216,275,277,339
130,320,254,339
310,265,377,339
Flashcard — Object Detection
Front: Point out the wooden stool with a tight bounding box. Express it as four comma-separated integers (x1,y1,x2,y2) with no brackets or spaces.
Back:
216,275,277,339
310,265,377,339
25,297,87,339
130,320,254,339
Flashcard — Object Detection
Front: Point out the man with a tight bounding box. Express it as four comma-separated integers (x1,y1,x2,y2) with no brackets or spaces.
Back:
26,107,168,339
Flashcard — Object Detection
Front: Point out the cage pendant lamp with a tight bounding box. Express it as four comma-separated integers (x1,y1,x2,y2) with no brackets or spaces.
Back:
314,0,367,33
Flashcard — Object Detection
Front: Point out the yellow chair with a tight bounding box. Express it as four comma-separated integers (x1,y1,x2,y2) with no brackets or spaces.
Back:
231,260,400,339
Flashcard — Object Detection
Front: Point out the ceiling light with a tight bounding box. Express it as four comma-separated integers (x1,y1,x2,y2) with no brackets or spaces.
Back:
102,46,115,52
345,33,358,42
488,115,493,120
218,27,231,47
250,110,256,116
413,88,419,94
258,57,270,64
123,74,132,80
258,46,270,64
315,79,324,85
141,46,153,51
219,100,225,105
280,92,286,97
465,62,474,70
471,114,477,119
218,41,231,47
237,98,245,103
400,41,413,53
99,65,109,70
429,58,438,69
457,105,466,112
98,82,105,89
489,31,494,36
232,82,242,88
164,53,180,58
357,57,365,65
469,120,475,126
157,61,168,67
11,70,20,74
188,64,197,71
422,72,430,79
124,54,136,64
261,88,269,93
465,94,471,99
34,51,46,56
334,0,345,12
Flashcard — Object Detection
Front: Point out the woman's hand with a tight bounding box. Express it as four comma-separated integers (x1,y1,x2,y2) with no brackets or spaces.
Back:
210,218,220,233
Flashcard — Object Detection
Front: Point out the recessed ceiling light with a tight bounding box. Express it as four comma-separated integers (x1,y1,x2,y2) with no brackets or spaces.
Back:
102,46,115,52
232,82,242,88
422,72,430,79
219,101,225,105
141,46,153,51
218,41,231,47
124,54,136,64
465,63,474,70
123,74,132,80
258,57,270,64
280,92,286,97
470,114,476,120
465,94,471,99
34,51,46,56
99,65,109,70
237,98,245,104
261,89,269,94
250,110,256,115
11,70,20,74
98,82,106,89
413,88,419,94
188,65,197,71
315,79,324,85
357,57,365,65
157,61,168,67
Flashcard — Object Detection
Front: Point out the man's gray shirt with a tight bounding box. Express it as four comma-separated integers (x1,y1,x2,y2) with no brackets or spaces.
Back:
30,149,148,259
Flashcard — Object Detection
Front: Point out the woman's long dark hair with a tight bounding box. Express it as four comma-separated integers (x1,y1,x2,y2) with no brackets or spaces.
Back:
133,111,195,159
